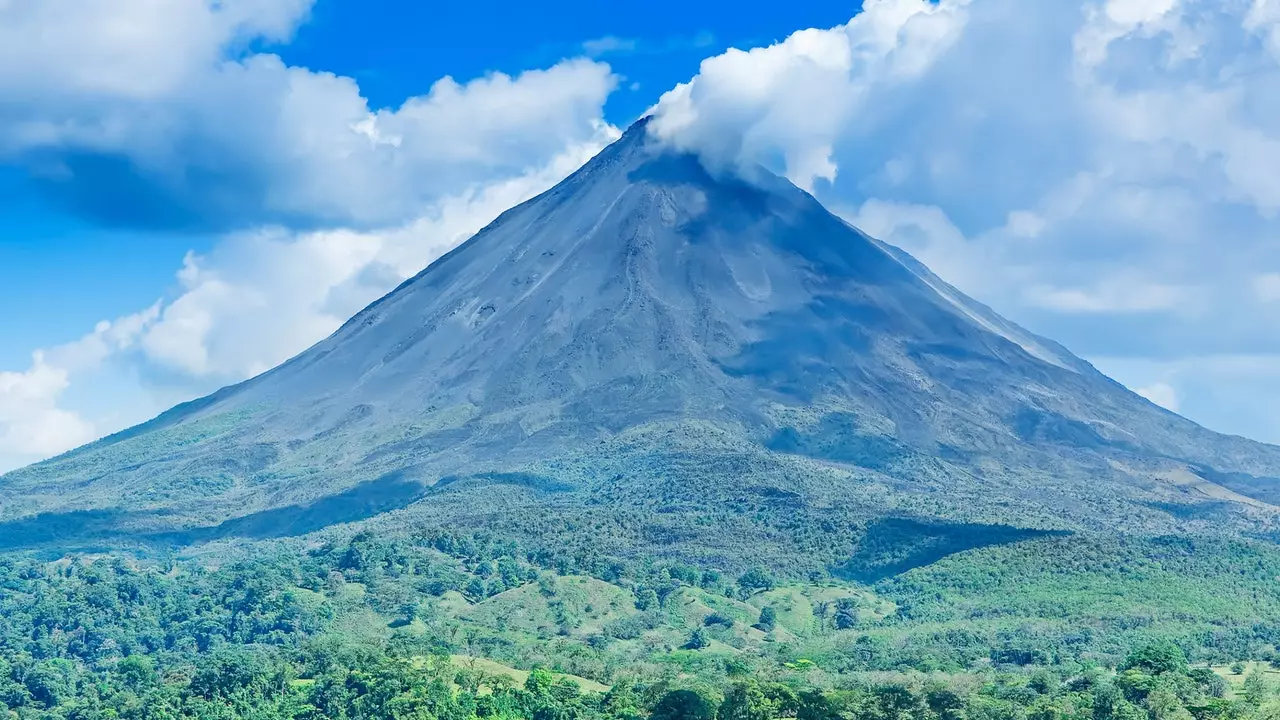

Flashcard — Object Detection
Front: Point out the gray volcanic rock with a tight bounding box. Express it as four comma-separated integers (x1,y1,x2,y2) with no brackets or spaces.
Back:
3,118,1279,565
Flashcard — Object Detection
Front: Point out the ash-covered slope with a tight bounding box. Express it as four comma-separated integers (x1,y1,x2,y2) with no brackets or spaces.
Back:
3,118,1279,562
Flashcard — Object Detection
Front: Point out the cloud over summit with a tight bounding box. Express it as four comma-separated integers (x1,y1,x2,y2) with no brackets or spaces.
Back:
648,0,971,191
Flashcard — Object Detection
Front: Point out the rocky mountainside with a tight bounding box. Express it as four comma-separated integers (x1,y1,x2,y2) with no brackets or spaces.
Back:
3,118,1278,569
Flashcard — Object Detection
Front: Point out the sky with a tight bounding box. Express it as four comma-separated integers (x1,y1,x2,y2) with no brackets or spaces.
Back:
1,0,1280,472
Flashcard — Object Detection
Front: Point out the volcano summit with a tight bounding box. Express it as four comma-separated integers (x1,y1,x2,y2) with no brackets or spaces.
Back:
3,119,1278,570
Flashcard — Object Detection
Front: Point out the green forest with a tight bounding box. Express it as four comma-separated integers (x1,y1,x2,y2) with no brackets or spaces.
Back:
5,527,1280,719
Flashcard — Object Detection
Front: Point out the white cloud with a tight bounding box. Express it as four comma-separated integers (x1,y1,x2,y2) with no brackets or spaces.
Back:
1246,0,1280,60
581,32,717,59
653,0,1280,365
1135,381,1180,411
1073,0,1184,70
0,306,162,470
0,0,312,100
0,354,96,466
0,0,617,230
1005,210,1048,239
649,0,971,191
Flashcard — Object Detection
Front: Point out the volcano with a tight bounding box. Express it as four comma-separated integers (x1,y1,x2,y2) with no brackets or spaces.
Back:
3,118,1278,569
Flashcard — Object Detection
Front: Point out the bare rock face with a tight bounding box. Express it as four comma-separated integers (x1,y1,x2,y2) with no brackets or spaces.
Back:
4,118,1278,567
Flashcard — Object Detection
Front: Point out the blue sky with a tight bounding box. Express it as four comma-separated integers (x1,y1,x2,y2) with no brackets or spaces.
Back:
278,0,859,114
2,0,1280,470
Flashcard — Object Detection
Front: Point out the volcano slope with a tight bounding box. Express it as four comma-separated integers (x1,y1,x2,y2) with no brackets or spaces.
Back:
3,118,1279,575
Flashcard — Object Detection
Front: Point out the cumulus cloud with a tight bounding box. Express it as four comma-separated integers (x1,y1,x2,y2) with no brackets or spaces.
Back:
650,0,972,191
0,0,617,231
0,356,96,465
0,0,313,101
1246,0,1280,60
0,307,159,469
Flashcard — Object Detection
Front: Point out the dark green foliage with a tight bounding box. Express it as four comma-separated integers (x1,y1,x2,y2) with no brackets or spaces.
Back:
1243,669,1269,707
651,689,718,720
1121,640,1189,675
719,681,783,720
636,587,660,611
755,607,776,633
833,597,859,630
684,628,710,650
737,568,775,595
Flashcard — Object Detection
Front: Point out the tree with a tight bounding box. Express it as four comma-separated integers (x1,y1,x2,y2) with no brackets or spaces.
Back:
737,568,776,595
635,587,659,611
834,598,859,630
720,682,778,720
1234,662,1248,676
685,628,710,650
1029,670,1060,695
797,690,844,720
603,678,643,720
525,667,555,694
1147,689,1195,720
399,599,420,624
116,655,157,688
1121,641,1188,676
1244,668,1270,707
22,660,74,708
1092,683,1147,720
1027,697,1066,720
756,607,777,633
812,601,832,631
465,577,488,600
925,683,966,720
1189,667,1228,698
868,684,926,720
1116,669,1157,703
651,689,718,720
